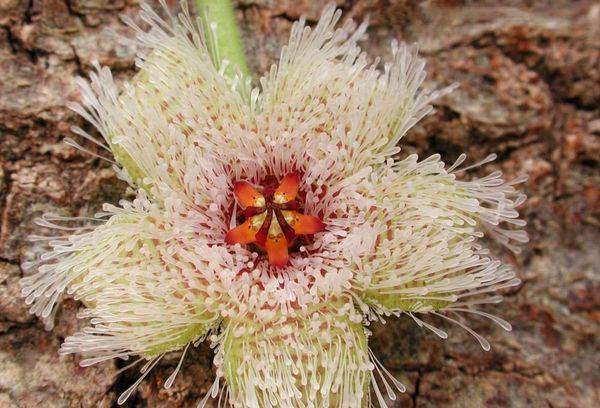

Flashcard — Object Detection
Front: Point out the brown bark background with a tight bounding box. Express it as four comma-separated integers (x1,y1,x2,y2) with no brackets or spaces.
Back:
0,0,598,407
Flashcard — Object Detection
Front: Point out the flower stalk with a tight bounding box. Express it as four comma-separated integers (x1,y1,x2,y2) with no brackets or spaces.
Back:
195,0,251,80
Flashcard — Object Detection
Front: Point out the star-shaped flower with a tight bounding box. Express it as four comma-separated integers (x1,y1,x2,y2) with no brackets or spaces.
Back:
21,2,527,406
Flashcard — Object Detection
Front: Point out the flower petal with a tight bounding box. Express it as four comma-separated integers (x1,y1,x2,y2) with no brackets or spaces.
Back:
219,304,370,407
260,5,453,182
72,3,254,198
354,154,526,322
21,204,220,358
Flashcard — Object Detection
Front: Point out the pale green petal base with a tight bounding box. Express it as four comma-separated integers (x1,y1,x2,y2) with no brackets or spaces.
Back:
364,291,452,313
221,305,371,407
145,323,209,357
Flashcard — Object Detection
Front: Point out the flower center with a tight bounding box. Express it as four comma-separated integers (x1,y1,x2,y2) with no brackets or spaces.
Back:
225,173,325,267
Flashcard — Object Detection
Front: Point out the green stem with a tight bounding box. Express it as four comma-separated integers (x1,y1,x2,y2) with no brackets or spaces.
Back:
195,0,251,80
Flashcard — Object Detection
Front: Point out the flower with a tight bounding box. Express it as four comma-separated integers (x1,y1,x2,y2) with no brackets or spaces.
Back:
20,2,528,407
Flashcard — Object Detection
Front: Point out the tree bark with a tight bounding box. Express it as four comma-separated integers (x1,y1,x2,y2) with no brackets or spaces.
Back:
0,0,598,406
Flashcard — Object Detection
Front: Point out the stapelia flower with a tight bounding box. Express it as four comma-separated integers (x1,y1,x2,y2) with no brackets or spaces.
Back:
21,2,528,407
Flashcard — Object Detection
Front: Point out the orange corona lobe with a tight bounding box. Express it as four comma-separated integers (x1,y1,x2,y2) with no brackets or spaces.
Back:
225,219,257,245
265,236,289,267
234,181,264,208
291,214,325,235
225,173,325,267
274,172,300,203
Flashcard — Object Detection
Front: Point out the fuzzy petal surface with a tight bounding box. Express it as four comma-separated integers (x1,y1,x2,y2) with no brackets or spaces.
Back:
218,302,371,407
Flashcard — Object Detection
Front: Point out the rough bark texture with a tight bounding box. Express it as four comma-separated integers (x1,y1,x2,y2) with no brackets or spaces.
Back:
1,0,599,407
